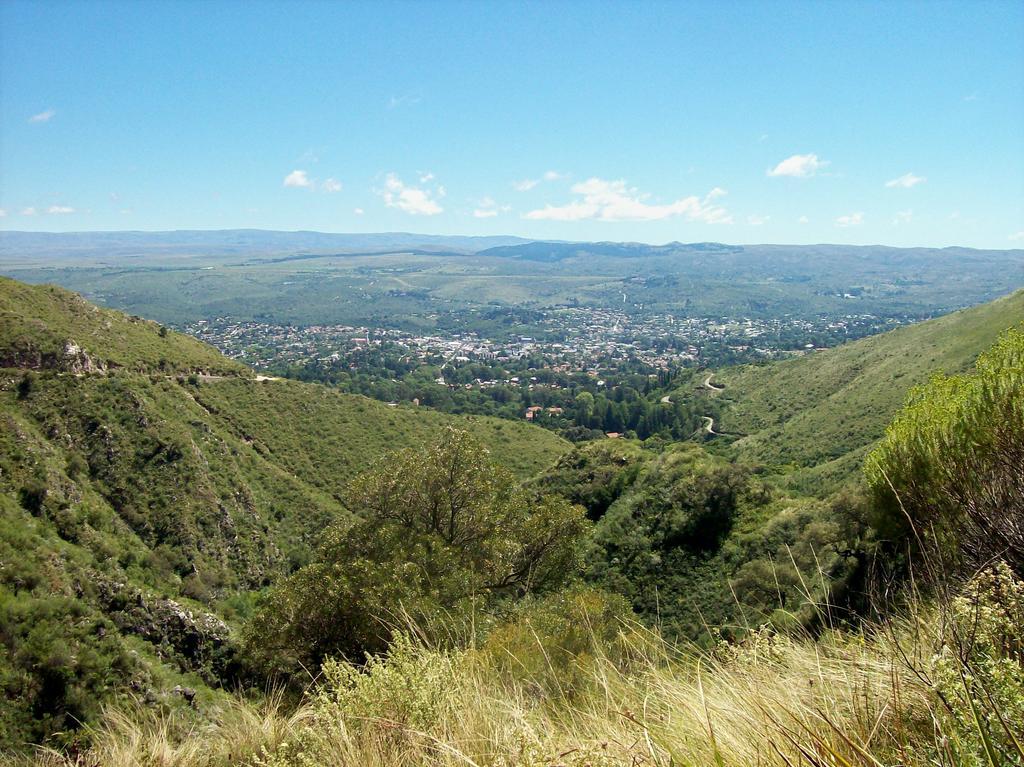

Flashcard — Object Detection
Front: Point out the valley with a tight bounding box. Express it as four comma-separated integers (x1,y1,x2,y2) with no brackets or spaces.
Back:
3,1,1022,762
5,232,1021,447
0,247,1022,762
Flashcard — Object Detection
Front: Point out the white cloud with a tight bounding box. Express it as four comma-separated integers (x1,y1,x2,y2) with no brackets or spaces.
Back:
892,209,913,225
524,178,732,223
835,211,864,227
283,169,312,188
47,205,75,214
354,208,365,216
29,109,56,123
20,207,38,216
512,170,564,192
767,153,827,178
474,196,498,218
885,172,926,188
388,93,422,109
0,209,6,218
798,215,810,224
747,214,770,226
380,173,444,215
472,196,510,218
1009,231,1024,242
284,170,341,192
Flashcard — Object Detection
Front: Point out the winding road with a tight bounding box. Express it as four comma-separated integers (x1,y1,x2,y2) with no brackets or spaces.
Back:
702,372,724,392
695,372,724,437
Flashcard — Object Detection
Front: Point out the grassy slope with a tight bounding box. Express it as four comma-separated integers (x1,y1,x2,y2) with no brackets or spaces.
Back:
0,276,246,375
0,278,568,749
34,597,1014,767
0,373,565,616
194,379,568,490
707,288,1024,483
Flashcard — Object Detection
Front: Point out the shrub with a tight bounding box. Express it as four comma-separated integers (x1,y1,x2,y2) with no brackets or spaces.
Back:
17,371,36,399
245,427,590,674
477,585,632,699
18,478,48,515
930,561,1024,764
866,327,1024,578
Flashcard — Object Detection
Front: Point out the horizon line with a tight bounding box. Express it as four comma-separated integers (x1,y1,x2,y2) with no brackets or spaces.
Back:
1,228,1021,252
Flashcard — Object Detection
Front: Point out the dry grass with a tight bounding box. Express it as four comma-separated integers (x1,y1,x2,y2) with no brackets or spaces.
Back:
19,561,1024,767
21,605,1020,767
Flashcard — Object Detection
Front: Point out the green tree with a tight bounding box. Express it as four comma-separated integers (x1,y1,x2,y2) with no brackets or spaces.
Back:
245,427,589,674
574,391,595,425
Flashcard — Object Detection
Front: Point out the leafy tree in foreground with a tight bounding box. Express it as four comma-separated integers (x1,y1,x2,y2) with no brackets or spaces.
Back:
865,326,1024,579
246,427,589,674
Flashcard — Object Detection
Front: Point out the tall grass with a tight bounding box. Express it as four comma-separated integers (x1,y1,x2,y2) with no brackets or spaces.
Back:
22,566,1023,767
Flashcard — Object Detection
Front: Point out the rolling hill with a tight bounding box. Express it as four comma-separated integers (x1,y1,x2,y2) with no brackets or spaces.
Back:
0,278,568,748
3,234,1022,329
692,288,1024,491
0,276,247,375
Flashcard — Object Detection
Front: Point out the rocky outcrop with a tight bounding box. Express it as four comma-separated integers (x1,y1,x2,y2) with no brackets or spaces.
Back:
59,341,106,373
0,339,107,373
94,576,238,682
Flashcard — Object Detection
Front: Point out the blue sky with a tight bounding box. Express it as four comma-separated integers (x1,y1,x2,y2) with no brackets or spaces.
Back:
1,0,1022,247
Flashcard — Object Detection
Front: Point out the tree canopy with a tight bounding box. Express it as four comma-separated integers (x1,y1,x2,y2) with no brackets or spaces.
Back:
246,427,589,674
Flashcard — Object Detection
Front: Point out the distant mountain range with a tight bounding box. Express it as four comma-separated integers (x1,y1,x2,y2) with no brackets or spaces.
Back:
478,239,1024,264
0,229,535,259
3,229,1021,264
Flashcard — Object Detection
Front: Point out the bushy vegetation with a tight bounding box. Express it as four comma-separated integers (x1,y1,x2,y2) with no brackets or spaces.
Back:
867,326,1024,578
0,495,138,750
244,428,589,674
3,279,1024,763
529,438,647,519
27,564,1024,767
0,281,571,750
704,288,1024,493
582,445,869,640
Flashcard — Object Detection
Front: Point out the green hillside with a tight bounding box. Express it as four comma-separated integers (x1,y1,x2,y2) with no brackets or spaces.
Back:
690,289,1024,490
4,276,1021,756
192,379,568,488
0,277,247,375
0,278,568,748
